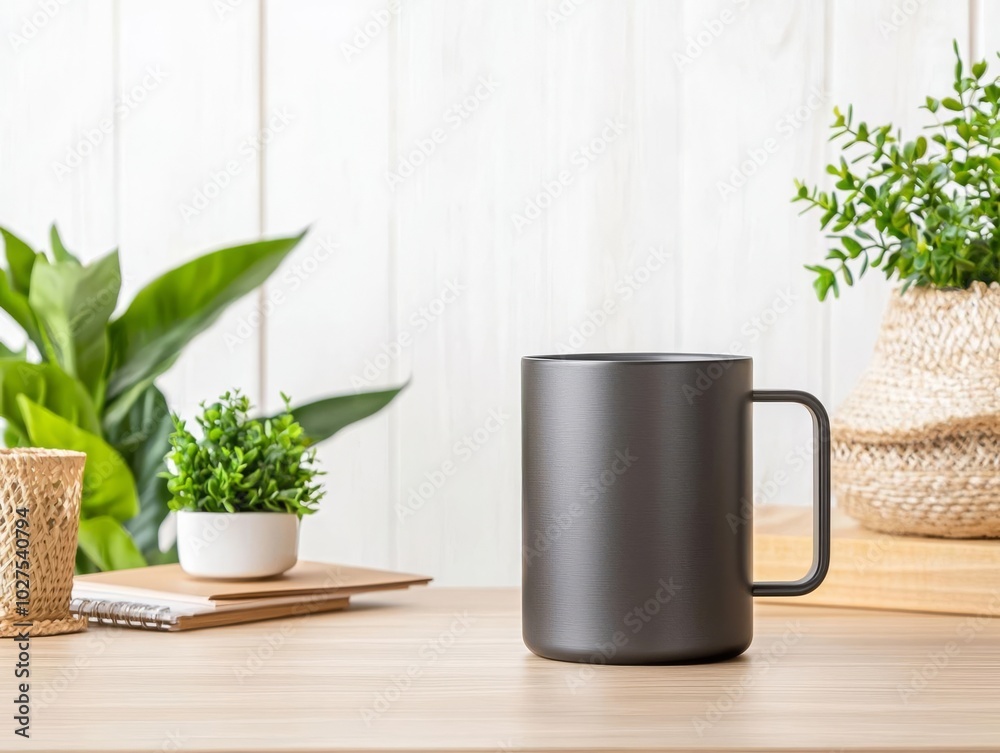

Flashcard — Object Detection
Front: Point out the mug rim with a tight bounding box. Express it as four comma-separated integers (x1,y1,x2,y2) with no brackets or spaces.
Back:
523,352,751,364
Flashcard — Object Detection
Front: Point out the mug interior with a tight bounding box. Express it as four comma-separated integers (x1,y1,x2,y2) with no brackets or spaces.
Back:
523,352,750,363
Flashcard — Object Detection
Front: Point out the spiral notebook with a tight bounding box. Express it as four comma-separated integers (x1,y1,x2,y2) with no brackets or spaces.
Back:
69,594,351,631
71,561,431,631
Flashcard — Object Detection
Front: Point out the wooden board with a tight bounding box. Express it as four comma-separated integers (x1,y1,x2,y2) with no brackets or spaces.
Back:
3,587,998,751
755,505,1000,615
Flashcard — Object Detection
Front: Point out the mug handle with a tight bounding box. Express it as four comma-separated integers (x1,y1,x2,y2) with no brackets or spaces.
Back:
750,390,831,597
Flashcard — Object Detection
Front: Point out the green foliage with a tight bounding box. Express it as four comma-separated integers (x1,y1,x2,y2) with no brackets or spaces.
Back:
794,41,1000,300
77,516,147,573
163,391,324,516
280,383,408,445
19,396,139,521
105,232,306,404
0,223,406,571
0,361,100,437
30,250,120,401
103,384,175,564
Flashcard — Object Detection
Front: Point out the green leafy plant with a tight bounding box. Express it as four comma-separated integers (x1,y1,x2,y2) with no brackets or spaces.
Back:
794,42,1000,300
0,225,405,571
163,391,323,515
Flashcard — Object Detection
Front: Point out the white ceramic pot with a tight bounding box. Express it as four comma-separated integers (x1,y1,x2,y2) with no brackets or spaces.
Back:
176,511,299,579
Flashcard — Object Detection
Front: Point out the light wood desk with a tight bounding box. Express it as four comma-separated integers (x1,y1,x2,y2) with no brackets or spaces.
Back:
3,587,999,752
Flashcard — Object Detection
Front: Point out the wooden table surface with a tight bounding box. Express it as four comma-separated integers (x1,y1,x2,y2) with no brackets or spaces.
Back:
3,587,999,752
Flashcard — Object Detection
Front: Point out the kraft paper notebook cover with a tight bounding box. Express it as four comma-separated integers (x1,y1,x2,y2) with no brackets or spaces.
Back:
74,561,432,606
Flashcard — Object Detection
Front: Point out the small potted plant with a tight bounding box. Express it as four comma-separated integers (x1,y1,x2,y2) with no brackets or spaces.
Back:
163,390,324,578
793,42,1000,538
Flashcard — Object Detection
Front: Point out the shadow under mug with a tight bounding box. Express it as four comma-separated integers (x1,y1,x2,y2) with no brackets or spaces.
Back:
521,353,830,664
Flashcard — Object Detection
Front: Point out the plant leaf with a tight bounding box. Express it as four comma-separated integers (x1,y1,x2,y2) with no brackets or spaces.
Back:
841,237,864,257
105,231,307,400
284,383,407,444
0,341,26,360
1,227,44,295
104,384,176,564
102,370,172,430
165,389,325,516
0,360,100,438
77,516,146,571
28,251,121,401
0,268,43,351
18,395,139,522
50,224,81,264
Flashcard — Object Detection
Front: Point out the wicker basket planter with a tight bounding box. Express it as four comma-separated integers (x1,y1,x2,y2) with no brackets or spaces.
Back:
0,449,88,637
833,282,1000,538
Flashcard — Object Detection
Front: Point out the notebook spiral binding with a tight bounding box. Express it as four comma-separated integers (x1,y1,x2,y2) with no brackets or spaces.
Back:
70,598,174,630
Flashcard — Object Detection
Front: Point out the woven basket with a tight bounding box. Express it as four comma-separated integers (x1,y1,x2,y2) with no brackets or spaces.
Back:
833,281,1000,537
0,449,88,636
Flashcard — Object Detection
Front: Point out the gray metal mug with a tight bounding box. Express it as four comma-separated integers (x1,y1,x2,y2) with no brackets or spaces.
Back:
521,353,830,664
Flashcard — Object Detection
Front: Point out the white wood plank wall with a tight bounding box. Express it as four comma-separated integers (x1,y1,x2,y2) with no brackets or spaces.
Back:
0,0,988,583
